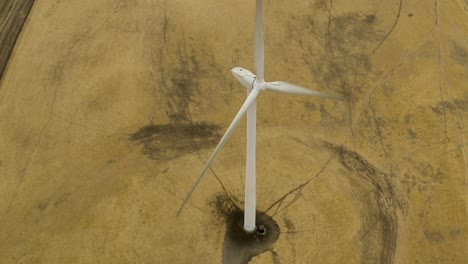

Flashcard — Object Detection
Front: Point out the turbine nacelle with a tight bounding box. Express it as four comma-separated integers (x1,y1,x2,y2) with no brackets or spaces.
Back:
232,66,342,99
231,67,256,89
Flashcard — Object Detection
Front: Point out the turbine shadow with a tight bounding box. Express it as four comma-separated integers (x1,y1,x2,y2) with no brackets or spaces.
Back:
211,193,281,264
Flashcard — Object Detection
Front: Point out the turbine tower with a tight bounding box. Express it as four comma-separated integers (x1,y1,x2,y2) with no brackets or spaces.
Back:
243,0,264,233
177,0,341,233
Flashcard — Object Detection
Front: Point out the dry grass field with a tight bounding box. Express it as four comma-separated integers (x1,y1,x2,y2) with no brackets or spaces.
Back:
0,0,466,263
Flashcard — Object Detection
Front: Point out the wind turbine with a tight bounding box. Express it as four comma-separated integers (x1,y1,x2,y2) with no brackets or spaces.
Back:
177,0,341,233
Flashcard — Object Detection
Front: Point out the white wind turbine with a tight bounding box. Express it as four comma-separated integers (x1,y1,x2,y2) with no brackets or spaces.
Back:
177,0,341,232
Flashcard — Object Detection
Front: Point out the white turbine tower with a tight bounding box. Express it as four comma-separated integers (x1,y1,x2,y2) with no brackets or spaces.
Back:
177,0,341,233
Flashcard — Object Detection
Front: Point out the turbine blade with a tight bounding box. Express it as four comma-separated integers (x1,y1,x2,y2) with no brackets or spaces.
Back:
176,88,261,217
267,81,342,100
254,0,264,82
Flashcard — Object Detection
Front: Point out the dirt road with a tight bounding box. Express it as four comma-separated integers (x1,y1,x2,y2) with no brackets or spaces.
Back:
0,0,35,80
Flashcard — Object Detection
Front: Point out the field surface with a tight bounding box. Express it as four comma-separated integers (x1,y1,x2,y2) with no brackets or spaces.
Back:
0,0,466,263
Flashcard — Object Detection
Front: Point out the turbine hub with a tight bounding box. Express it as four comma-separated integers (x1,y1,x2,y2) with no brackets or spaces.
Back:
254,80,267,91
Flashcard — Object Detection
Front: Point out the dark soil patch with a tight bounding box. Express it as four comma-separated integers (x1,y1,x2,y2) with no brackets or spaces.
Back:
210,193,281,264
129,122,220,160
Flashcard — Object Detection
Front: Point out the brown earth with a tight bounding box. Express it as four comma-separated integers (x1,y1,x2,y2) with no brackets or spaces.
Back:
0,0,466,263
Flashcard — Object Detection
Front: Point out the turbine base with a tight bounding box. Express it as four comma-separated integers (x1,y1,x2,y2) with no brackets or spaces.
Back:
256,225,267,236
242,225,257,234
